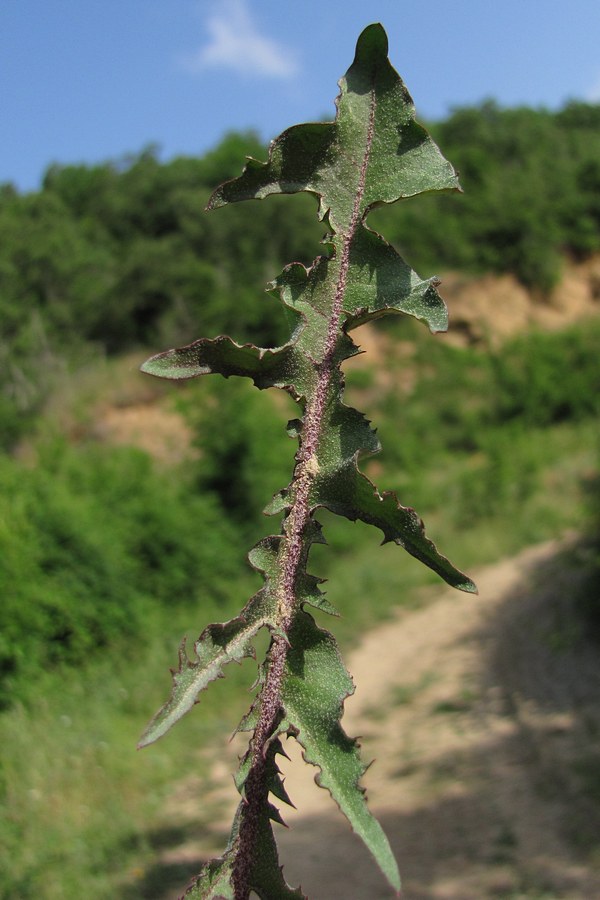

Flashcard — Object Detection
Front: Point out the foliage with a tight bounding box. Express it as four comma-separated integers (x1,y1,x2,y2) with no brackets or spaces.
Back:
139,25,476,898
374,318,600,469
0,397,596,899
1,90,599,452
0,443,241,706
38,132,321,351
0,329,596,900
176,378,296,543
1,22,599,900
370,100,600,290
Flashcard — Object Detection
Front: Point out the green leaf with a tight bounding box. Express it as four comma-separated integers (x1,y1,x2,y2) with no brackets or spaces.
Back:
184,854,235,900
314,464,478,592
139,522,333,748
185,802,306,900
343,225,449,333
208,24,459,231
234,734,294,811
141,22,471,592
244,808,307,899
137,608,265,749
139,535,285,748
281,611,400,894
141,335,299,389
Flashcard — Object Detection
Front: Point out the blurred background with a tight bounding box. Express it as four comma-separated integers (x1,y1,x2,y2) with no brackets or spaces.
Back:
1,2,599,897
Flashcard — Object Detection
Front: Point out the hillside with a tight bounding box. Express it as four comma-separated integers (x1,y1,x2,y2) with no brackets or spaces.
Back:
85,262,599,899
71,255,599,464
2,100,600,453
441,254,600,345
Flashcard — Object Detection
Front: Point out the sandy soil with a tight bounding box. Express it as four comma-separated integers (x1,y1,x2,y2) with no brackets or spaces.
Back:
438,255,600,347
93,402,198,465
151,536,600,900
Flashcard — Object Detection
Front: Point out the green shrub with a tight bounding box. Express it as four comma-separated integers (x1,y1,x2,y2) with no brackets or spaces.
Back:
179,378,296,540
0,443,242,705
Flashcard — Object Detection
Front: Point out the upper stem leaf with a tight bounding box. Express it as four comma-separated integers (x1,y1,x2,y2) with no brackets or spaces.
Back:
207,24,460,233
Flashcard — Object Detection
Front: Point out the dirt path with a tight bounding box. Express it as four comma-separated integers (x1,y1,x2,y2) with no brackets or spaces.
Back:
155,537,600,899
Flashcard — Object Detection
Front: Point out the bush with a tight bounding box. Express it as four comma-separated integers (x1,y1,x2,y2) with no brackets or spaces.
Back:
376,319,600,472
0,443,242,705
179,378,295,541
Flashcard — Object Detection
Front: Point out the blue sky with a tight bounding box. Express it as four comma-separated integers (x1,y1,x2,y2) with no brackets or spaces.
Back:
2,0,599,192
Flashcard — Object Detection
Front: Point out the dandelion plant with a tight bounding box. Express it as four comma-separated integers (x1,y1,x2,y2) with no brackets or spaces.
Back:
139,23,476,899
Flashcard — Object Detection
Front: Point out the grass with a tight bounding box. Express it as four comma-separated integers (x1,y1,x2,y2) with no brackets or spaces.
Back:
0,596,259,899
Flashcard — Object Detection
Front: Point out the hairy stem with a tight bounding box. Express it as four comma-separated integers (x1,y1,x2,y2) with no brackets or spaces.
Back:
232,638,287,899
232,87,376,900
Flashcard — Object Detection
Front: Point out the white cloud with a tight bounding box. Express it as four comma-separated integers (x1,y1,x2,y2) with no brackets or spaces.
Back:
181,0,299,80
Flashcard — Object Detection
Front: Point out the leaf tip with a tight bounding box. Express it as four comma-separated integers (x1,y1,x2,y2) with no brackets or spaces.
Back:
356,22,388,59
136,731,154,751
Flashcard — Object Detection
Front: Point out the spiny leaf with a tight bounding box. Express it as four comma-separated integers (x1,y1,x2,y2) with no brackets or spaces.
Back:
242,808,306,899
342,226,448,332
141,335,300,391
267,392,476,591
280,611,401,893
142,24,472,593
185,802,306,900
183,854,235,900
234,734,294,811
137,609,265,749
138,535,282,748
139,524,331,748
314,464,477,592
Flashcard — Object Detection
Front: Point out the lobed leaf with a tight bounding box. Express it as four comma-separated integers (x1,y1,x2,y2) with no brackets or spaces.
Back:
141,335,299,389
184,854,235,900
234,730,294,811
314,464,477,592
139,523,334,748
208,25,459,231
185,802,306,899
137,605,266,749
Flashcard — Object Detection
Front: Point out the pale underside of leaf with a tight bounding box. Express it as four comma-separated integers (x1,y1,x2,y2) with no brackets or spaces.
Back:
137,608,268,749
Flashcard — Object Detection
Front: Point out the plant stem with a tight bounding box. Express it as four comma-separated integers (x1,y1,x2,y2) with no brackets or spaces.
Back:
232,90,376,899
232,636,287,899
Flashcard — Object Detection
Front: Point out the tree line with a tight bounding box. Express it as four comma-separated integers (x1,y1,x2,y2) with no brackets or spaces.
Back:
1,101,599,448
